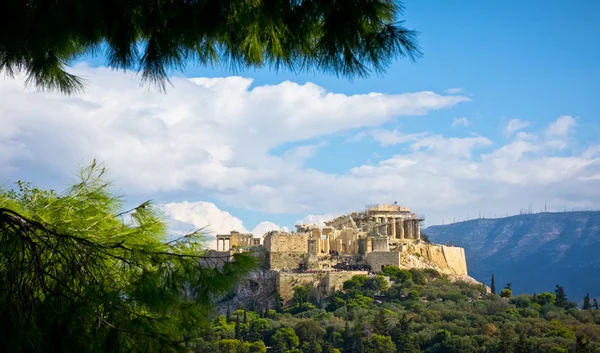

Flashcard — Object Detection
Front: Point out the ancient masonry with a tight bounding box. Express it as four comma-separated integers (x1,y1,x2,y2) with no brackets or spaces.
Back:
216,203,469,302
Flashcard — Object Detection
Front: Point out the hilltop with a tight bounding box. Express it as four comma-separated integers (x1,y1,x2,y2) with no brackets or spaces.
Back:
425,211,600,299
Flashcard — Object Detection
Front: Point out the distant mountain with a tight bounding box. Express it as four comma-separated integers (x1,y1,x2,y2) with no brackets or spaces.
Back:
425,211,600,300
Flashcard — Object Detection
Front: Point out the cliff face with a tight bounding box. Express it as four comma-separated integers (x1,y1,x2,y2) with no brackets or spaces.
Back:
425,211,600,299
216,269,279,313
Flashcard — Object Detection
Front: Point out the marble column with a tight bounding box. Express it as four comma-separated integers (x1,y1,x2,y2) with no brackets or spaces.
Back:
391,219,396,239
416,221,421,240
398,220,404,240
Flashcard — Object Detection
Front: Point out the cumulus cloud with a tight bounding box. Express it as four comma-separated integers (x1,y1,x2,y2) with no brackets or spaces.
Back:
251,221,289,237
1,65,599,228
505,119,530,136
545,115,576,138
161,201,246,235
160,201,287,248
0,64,468,194
451,117,469,128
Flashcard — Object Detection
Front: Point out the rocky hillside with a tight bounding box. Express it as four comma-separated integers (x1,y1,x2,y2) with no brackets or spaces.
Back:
425,211,600,300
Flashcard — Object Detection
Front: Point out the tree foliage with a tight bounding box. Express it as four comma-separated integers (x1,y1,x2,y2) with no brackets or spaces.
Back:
0,0,421,94
0,161,254,352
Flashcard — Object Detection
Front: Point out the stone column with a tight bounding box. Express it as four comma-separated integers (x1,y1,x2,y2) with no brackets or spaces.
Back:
405,220,413,239
398,220,404,240
416,221,421,240
391,219,397,239
217,239,222,251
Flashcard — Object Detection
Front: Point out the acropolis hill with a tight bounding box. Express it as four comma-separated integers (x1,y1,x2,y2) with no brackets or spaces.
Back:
214,203,473,303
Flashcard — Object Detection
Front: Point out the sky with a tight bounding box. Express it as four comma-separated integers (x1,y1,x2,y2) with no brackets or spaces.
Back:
1,1,599,247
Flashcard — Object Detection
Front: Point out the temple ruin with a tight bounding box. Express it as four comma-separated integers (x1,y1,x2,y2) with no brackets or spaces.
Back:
215,203,469,302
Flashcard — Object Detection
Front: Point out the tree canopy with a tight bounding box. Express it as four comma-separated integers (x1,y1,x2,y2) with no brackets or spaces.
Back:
0,0,421,94
0,161,254,352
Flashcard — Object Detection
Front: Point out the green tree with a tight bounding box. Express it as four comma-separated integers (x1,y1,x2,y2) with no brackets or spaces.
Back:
583,293,592,310
498,328,514,353
391,315,419,353
372,309,390,336
246,319,269,342
295,320,326,343
271,327,300,353
500,289,513,298
409,269,427,285
491,274,496,294
554,285,568,308
0,162,254,352
575,336,593,353
535,292,556,306
326,294,347,312
514,332,533,353
235,315,242,340
381,266,412,283
302,341,323,353
362,334,396,353
218,339,241,353
241,340,268,353
1,1,421,94
594,298,599,310
343,275,367,291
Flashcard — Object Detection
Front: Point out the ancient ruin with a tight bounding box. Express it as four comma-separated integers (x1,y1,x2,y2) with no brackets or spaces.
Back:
216,203,470,302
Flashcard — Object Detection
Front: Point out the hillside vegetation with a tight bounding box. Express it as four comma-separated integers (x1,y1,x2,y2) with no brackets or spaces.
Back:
425,212,600,299
196,267,600,353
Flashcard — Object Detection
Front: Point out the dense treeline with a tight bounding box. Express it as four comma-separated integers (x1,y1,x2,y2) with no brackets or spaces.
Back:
195,267,600,353
0,163,254,352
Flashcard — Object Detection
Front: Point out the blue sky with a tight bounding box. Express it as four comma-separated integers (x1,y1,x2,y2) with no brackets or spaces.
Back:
2,1,599,239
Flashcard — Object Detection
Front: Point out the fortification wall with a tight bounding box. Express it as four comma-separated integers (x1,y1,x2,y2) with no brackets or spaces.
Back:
367,252,401,271
276,272,325,302
267,234,309,269
440,245,468,276
276,271,369,303
325,271,368,295
269,253,305,270
409,243,468,276
267,234,308,253
366,243,468,276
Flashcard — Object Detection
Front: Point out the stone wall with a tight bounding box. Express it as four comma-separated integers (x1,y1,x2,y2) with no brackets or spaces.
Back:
408,243,468,276
267,234,309,269
325,271,368,295
276,272,325,302
267,234,308,253
366,243,469,276
275,271,369,303
439,245,468,276
269,252,306,270
367,251,401,272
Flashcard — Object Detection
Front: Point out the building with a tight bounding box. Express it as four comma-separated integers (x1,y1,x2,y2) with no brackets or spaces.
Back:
216,230,260,252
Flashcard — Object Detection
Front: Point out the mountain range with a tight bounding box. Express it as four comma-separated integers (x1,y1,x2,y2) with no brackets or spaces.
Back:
425,211,600,301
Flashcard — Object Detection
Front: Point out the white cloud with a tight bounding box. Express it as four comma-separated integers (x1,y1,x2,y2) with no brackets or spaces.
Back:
411,135,493,159
451,117,469,128
0,63,468,194
505,119,530,136
583,145,600,159
369,129,431,146
160,201,287,248
1,65,599,229
251,221,289,237
295,213,341,227
545,115,576,138
161,201,246,235
445,88,463,94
